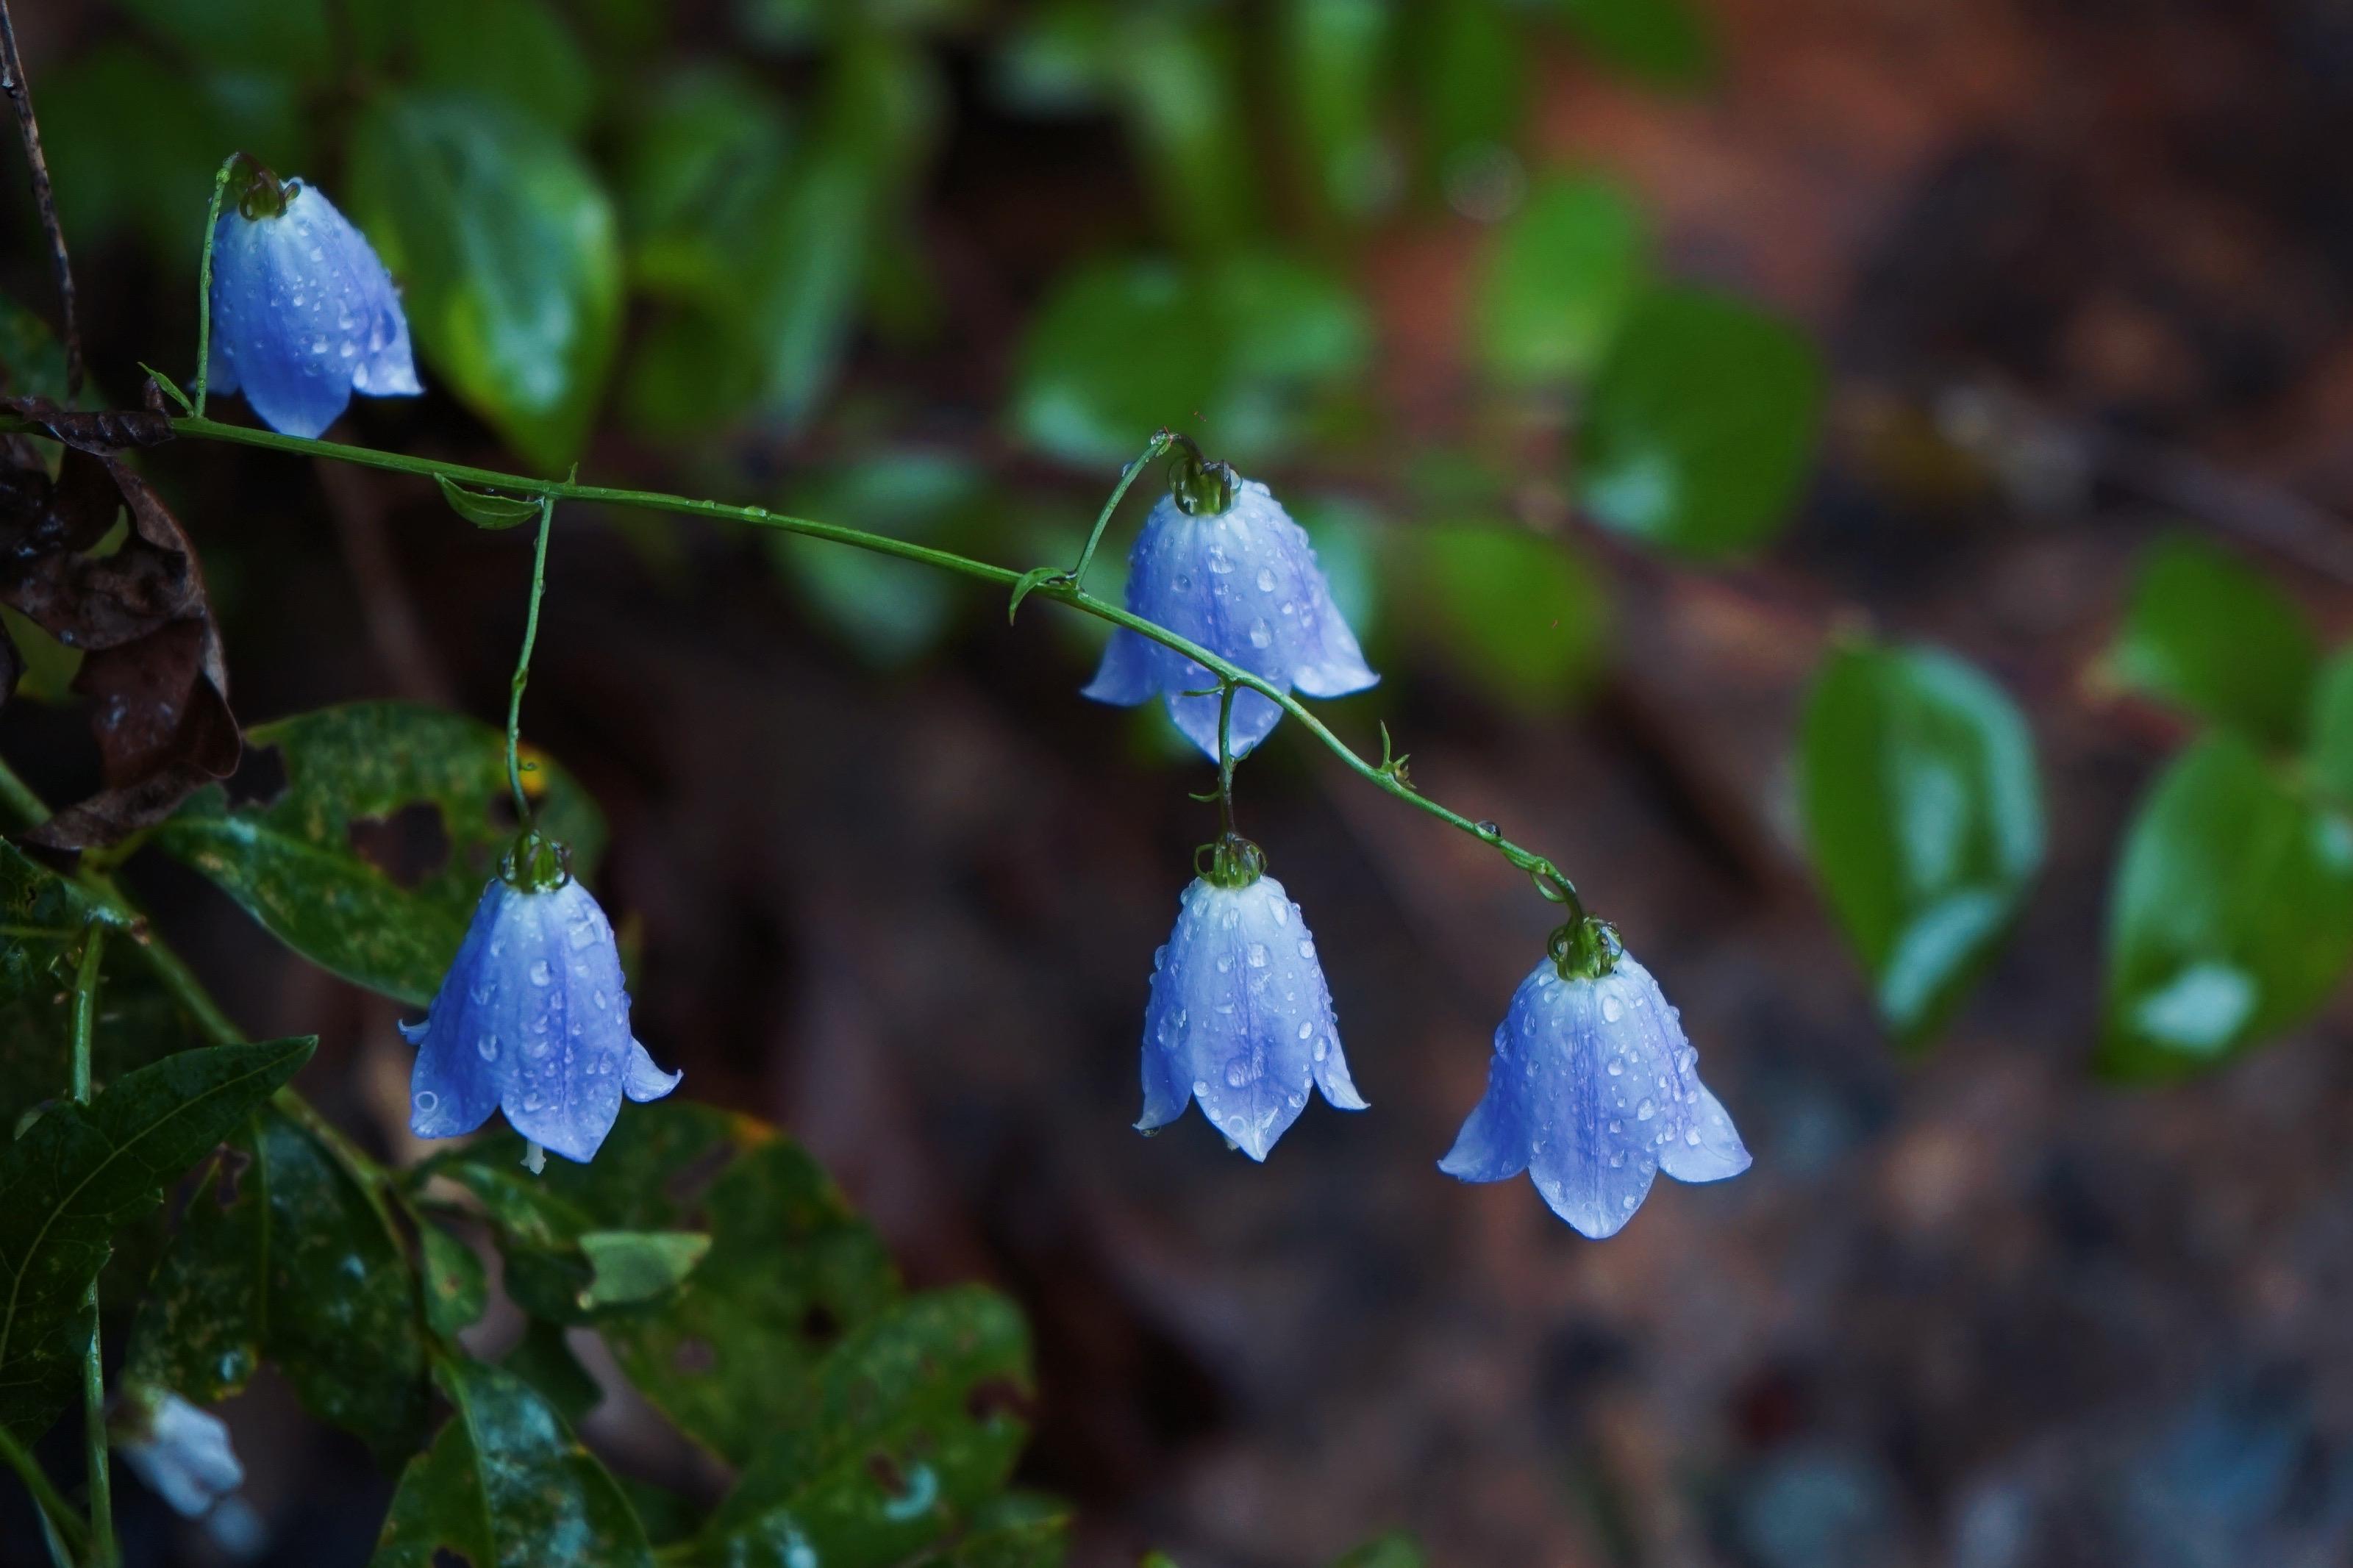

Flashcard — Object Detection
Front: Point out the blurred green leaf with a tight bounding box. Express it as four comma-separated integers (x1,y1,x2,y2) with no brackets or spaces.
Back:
2103,734,2353,1078
1291,495,1382,642
578,1230,712,1309
1211,252,1372,387
2308,648,2353,806
774,454,987,666
1475,174,1647,383
349,94,622,470
0,939,216,1141
1017,260,1222,465
698,1287,1035,1568
1413,0,1527,167
1282,0,1402,221
118,0,332,74
371,1358,652,1568
502,1316,604,1428
400,0,595,136
1405,525,1609,713
904,1494,1071,1568
1,606,84,703
1329,1533,1429,1568
0,1037,313,1441
154,701,606,1007
2107,534,2318,748
129,1105,435,1462
1800,640,2045,1045
992,1,1113,112
1577,288,1821,556
0,291,71,403
419,1222,489,1340
620,68,795,300
1113,10,1257,252
1549,0,1714,90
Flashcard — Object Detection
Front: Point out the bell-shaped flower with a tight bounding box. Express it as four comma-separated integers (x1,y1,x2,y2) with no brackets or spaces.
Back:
1136,840,1368,1159
207,173,420,438
115,1386,243,1519
1085,473,1377,760
401,855,680,1164
1442,928,1749,1237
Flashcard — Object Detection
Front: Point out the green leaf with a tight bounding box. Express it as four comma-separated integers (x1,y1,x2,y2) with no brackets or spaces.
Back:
905,1495,1071,1568
1475,175,1647,384
118,0,332,74
1405,525,1610,713
0,845,102,1010
0,290,72,404
699,1286,1035,1568
0,1037,313,1440
0,607,84,704
420,1222,489,1340
1209,251,1372,394
502,1315,604,1426
1111,10,1257,252
2102,734,2353,1078
349,93,623,470
772,454,988,666
2307,648,2353,806
128,1105,435,1461
1329,1533,1429,1568
1016,260,1222,466
1799,640,2045,1045
1281,0,1401,221
154,701,605,1007
435,475,544,530
371,1357,653,1568
401,0,595,137
1413,0,1526,165
578,1231,711,1309
1549,0,1714,90
1577,288,1821,557
487,1103,898,1464
619,68,795,301
2106,534,2318,748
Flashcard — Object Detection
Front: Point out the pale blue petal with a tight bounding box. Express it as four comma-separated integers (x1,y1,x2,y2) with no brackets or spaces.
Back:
1082,627,1157,706
208,182,418,438
1658,1084,1752,1183
623,1038,684,1103
1165,682,1282,761
119,1393,242,1519
1435,1025,1527,1183
1135,875,1358,1159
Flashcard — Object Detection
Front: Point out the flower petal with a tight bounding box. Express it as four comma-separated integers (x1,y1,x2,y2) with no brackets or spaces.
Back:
1165,681,1282,762
622,1039,684,1103
1437,1037,1529,1184
1657,1084,1752,1184
1082,627,1157,706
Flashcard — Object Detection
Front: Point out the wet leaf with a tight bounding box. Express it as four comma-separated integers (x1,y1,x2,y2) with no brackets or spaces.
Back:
371,1357,652,1568
349,93,623,471
0,843,103,1009
419,1220,488,1340
2106,533,2318,748
127,1105,435,1461
501,1316,603,1427
1800,640,2045,1047
434,476,543,531
904,1494,1071,1568
699,1287,1035,1568
1577,288,1821,557
2102,734,2353,1078
773,454,988,667
2307,648,2353,807
0,1037,313,1441
0,446,239,849
154,701,605,1007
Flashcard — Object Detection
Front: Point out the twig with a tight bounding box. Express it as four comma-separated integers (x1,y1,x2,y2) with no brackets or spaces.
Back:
0,0,83,400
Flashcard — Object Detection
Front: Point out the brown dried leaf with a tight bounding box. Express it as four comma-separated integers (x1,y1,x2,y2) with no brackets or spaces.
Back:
0,445,237,848
0,395,173,454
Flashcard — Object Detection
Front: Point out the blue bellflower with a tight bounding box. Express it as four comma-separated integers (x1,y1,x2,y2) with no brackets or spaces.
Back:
402,870,681,1164
1085,477,1377,760
208,178,420,438
1137,853,1368,1159
116,1388,243,1519
1442,937,1749,1237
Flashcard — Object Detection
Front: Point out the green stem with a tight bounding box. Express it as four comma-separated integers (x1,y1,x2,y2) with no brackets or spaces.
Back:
154,415,1579,907
0,1422,90,1560
506,495,555,823
193,154,238,418
1065,429,1176,590
1215,681,1238,842
68,926,113,1568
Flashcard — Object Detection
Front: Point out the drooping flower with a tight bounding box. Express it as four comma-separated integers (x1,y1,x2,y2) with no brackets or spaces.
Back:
1136,839,1368,1159
401,851,680,1164
115,1387,243,1519
1442,927,1749,1237
1084,470,1377,760
207,171,420,438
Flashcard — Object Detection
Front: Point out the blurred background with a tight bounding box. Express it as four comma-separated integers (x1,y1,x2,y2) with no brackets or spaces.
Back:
9,0,2353,1564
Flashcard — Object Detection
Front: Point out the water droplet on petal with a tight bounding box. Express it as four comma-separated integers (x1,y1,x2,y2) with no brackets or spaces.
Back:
1636,1099,1656,1121
1296,1020,1314,1039
1685,1125,1703,1145
529,960,552,986
1256,568,1275,592
1601,992,1624,1023
476,1034,499,1062
414,1089,439,1113
1607,1059,1624,1076
1248,620,1273,649
1247,943,1268,968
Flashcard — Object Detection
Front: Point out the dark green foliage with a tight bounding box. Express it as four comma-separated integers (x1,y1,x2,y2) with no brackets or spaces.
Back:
0,1038,313,1439
156,702,606,1007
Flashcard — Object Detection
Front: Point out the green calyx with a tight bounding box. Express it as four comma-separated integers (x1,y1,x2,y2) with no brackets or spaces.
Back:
501,828,572,893
1198,831,1266,889
1549,915,1621,982
1170,448,1238,517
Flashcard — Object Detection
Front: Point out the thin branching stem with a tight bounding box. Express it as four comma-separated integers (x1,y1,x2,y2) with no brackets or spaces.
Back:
68,926,113,1567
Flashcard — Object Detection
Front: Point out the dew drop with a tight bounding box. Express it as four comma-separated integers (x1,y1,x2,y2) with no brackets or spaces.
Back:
1636,1099,1656,1121
1296,1020,1314,1039
1256,568,1275,592
1474,820,1502,840
1247,942,1269,968
1248,620,1273,649
1271,901,1289,926
1224,1059,1252,1087
1313,1037,1329,1062
529,959,553,986
1685,1126,1703,1146
1601,992,1624,1023
1621,1194,1637,1211
1192,1079,1210,1098
1297,938,1315,957
1215,954,1232,973
476,1034,499,1062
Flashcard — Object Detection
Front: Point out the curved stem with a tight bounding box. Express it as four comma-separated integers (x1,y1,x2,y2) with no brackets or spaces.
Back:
506,496,555,823
0,1422,88,1560
193,154,240,418
1215,681,1238,842
156,414,1581,906
68,926,114,1568
1066,429,1175,591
